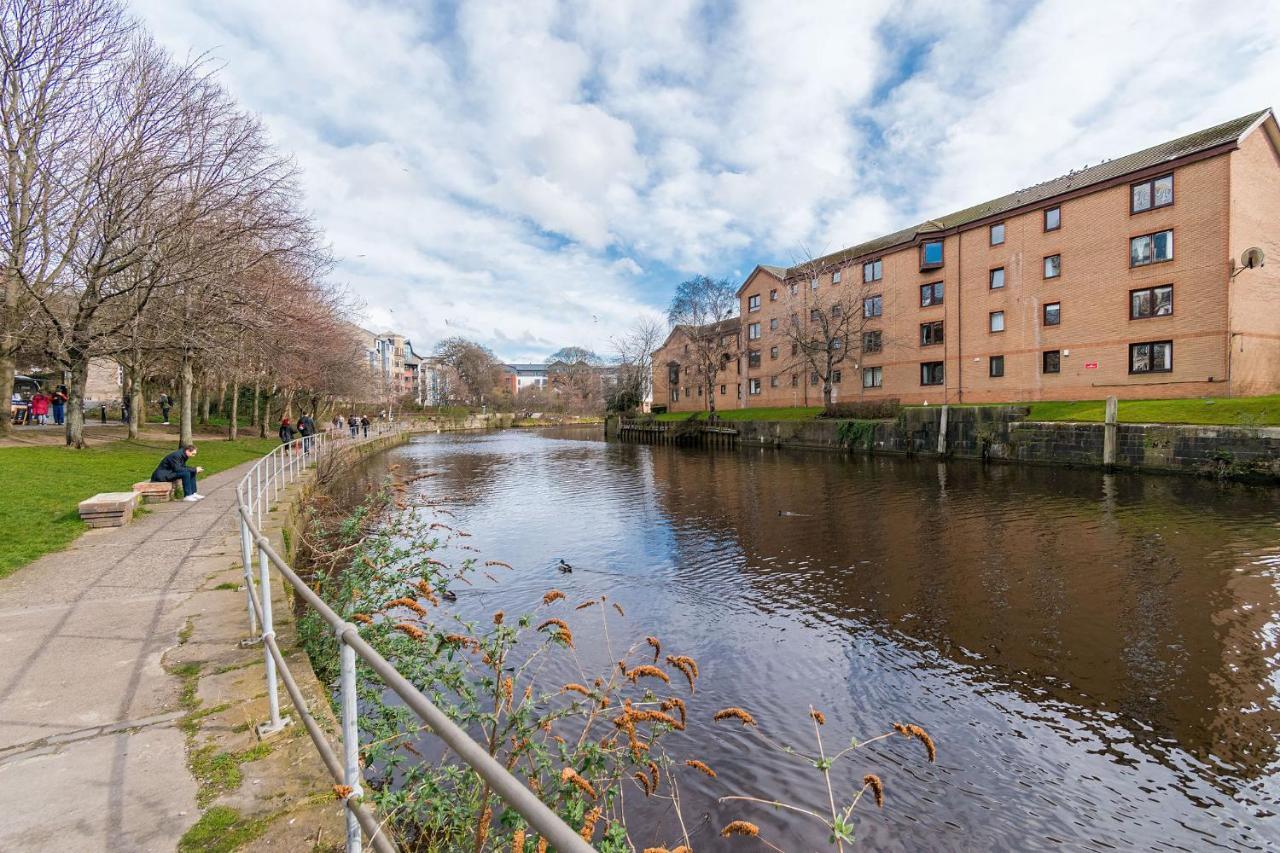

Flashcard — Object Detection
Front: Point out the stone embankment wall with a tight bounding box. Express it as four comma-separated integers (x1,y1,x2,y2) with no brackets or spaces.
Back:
619,408,1280,482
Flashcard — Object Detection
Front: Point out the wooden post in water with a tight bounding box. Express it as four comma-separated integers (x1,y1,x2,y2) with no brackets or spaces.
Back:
1103,396,1118,468
936,405,949,455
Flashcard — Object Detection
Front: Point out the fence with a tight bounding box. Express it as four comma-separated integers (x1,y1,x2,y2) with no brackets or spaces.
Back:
234,422,595,853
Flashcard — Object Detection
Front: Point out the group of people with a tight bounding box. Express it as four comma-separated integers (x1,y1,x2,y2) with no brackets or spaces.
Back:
333,413,371,438
277,411,371,449
9,384,68,426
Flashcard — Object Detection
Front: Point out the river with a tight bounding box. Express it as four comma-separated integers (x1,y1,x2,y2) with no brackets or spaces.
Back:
359,426,1280,851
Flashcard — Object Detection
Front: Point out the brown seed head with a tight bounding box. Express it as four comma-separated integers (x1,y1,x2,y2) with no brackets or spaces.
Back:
511,829,525,852
810,708,826,726
896,722,937,762
575,600,597,610
385,596,426,616
485,559,513,569
626,664,671,685
579,806,602,841
646,635,661,662
332,784,353,800
864,773,885,808
394,622,425,640
686,758,717,778
612,602,625,616
560,766,598,799
563,683,592,697
712,707,757,727
721,820,760,837
633,770,653,796
351,613,373,625
493,610,504,625
542,589,566,605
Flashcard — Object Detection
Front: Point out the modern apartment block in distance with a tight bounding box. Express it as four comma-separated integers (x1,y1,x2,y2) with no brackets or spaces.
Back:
709,108,1280,410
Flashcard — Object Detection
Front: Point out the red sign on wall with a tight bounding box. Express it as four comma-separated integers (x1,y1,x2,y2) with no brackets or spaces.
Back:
1084,361,1098,370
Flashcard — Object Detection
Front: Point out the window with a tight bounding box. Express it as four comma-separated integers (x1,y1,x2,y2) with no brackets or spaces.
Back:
720,384,726,395
810,278,819,291
668,365,680,384
832,337,843,350
1130,284,1173,319
863,366,883,388
920,240,944,270
989,355,1004,378
833,370,842,384
791,374,798,387
920,361,944,385
1044,206,1060,231
810,308,821,322
670,389,678,402
1130,230,1174,266
831,304,842,318
810,372,819,386
1044,302,1060,326
832,269,842,283
769,288,778,301
790,313,800,327
789,283,798,295
1130,340,1173,374
791,342,799,356
747,322,761,340
696,386,702,396
920,281,944,307
770,317,779,331
770,375,779,388
863,259,882,282
748,378,762,395
737,383,742,399
770,345,779,359
863,330,882,353
990,267,1005,289
920,321,944,346
989,311,1004,332
748,294,760,311
748,350,761,368
990,222,1005,245
864,294,883,318
1044,254,1061,278
1042,350,1060,374
1131,173,1173,213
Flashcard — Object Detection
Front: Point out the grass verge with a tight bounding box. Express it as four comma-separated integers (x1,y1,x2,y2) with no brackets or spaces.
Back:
653,406,824,422
177,806,272,853
0,436,276,579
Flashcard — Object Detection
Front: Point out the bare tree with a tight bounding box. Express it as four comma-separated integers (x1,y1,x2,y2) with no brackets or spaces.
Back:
610,316,663,412
433,337,502,407
666,274,738,415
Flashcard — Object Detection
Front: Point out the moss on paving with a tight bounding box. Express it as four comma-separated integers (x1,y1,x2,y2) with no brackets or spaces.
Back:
191,741,274,806
178,806,272,853
213,581,239,591
0,436,276,578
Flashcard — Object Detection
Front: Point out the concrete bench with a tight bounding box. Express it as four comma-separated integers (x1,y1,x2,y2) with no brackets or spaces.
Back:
132,481,175,503
78,492,139,528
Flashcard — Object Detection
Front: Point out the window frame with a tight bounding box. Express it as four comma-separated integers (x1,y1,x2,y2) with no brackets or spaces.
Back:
832,269,842,284
989,267,1005,289
863,366,883,388
989,355,1005,378
1044,254,1061,279
990,222,1005,246
919,281,944,307
770,345,779,360
1129,229,1174,268
1044,206,1061,232
863,259,883,283
989,310,1004,333
747,322,761,340
1130,173,1174,215
747,349,761,369
919,240,944,271
748,377,762,395
863,294,883,318
1042,350,1061,374
862,330,882,354
920,361,944,386
1129,340,1173,374
769,317,779,331
919,320,944,347
1043,302,1061,326
769,288,778,302
747,294,761,312
1129,284,1174,320
832,370,842,385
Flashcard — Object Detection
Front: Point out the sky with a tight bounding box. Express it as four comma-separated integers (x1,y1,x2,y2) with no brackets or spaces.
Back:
130,0,1280,362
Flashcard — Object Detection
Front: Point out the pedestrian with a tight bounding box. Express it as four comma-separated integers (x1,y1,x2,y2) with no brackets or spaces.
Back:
52,384,67,425
121,396,130,424
279,417,297,449
30,390,49,425
150,444,204,501
360,414,370,437
349,415,359,438
297,411,316,453
159,392,171,425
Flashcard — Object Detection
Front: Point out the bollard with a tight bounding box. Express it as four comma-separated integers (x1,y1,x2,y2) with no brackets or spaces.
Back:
1103,395,1118,468
936,404,949,455
339,629,363,852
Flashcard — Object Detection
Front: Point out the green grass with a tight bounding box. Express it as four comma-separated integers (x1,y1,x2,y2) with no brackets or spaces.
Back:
177,806,271,853
0,436,276,579
653,406,824,422
1025,395,1280,426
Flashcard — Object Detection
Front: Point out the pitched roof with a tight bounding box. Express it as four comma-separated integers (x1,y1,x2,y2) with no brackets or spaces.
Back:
764,108,1272,277
655,315,742,353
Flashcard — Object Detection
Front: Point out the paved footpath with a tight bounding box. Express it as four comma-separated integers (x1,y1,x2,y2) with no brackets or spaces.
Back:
0,461,342,851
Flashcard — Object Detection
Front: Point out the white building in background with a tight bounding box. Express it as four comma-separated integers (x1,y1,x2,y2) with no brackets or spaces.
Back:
506,363,549,391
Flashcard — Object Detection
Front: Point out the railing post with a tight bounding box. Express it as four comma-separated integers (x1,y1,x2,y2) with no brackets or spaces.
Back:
339,625,363,852
238,511,259,639
256,537,291,737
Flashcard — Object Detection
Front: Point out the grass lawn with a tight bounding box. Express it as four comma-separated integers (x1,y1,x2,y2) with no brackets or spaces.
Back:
0,437,277,579
653,406,824,422
1026,395,1280,426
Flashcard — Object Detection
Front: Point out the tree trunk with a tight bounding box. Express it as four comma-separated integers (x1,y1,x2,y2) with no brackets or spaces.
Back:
0,354,14,437
65,354,89,449
200,384,211,424
229,379,239,441
179,350,195,447
823,382,833,406
127,363,144,440
251,374,260,429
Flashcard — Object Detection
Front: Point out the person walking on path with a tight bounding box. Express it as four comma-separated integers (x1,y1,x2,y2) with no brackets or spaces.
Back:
297,412,316,454
29,391,49,425
349,415,359,438
279,417,297,450
51,385,67,425
360,414,370,438
120,396,130,424
158,392,171,425
150,444,204,501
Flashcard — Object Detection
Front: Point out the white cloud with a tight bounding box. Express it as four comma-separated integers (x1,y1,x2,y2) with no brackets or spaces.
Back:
129,0,1280,361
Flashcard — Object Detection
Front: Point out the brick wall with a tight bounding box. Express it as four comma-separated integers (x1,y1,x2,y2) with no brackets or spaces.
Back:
1228,124,1280,395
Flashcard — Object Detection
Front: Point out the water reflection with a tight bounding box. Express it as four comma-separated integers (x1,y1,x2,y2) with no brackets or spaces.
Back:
369,427,1280,850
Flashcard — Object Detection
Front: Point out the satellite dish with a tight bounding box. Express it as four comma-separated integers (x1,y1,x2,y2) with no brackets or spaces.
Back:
1242,247,1265,269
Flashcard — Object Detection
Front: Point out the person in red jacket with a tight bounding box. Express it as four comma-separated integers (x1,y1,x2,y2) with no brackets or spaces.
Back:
29,391,50,425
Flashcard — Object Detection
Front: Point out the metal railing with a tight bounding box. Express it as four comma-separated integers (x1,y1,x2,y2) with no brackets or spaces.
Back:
235,421,594,853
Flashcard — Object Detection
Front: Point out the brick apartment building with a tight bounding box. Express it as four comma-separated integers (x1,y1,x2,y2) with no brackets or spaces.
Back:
654,317,742,410
656,109,1280,412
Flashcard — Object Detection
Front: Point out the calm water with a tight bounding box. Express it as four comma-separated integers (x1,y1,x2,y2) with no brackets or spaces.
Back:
365,427,1280,851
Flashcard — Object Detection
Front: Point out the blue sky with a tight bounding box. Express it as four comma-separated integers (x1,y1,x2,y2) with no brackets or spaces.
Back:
131,0,1280,361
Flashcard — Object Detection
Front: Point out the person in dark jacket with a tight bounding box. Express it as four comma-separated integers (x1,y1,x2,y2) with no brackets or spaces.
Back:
52,385,68,426
360,415,370,437
158,392,171,425
151,445,204,501
279,417,296,447
348,415,358,438
297,412,316,453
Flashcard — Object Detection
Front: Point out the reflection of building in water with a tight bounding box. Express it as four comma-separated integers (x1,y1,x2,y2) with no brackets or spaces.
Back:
644,445,1280,785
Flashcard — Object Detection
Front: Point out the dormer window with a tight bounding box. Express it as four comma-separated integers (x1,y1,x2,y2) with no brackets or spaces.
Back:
920,240,943,270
